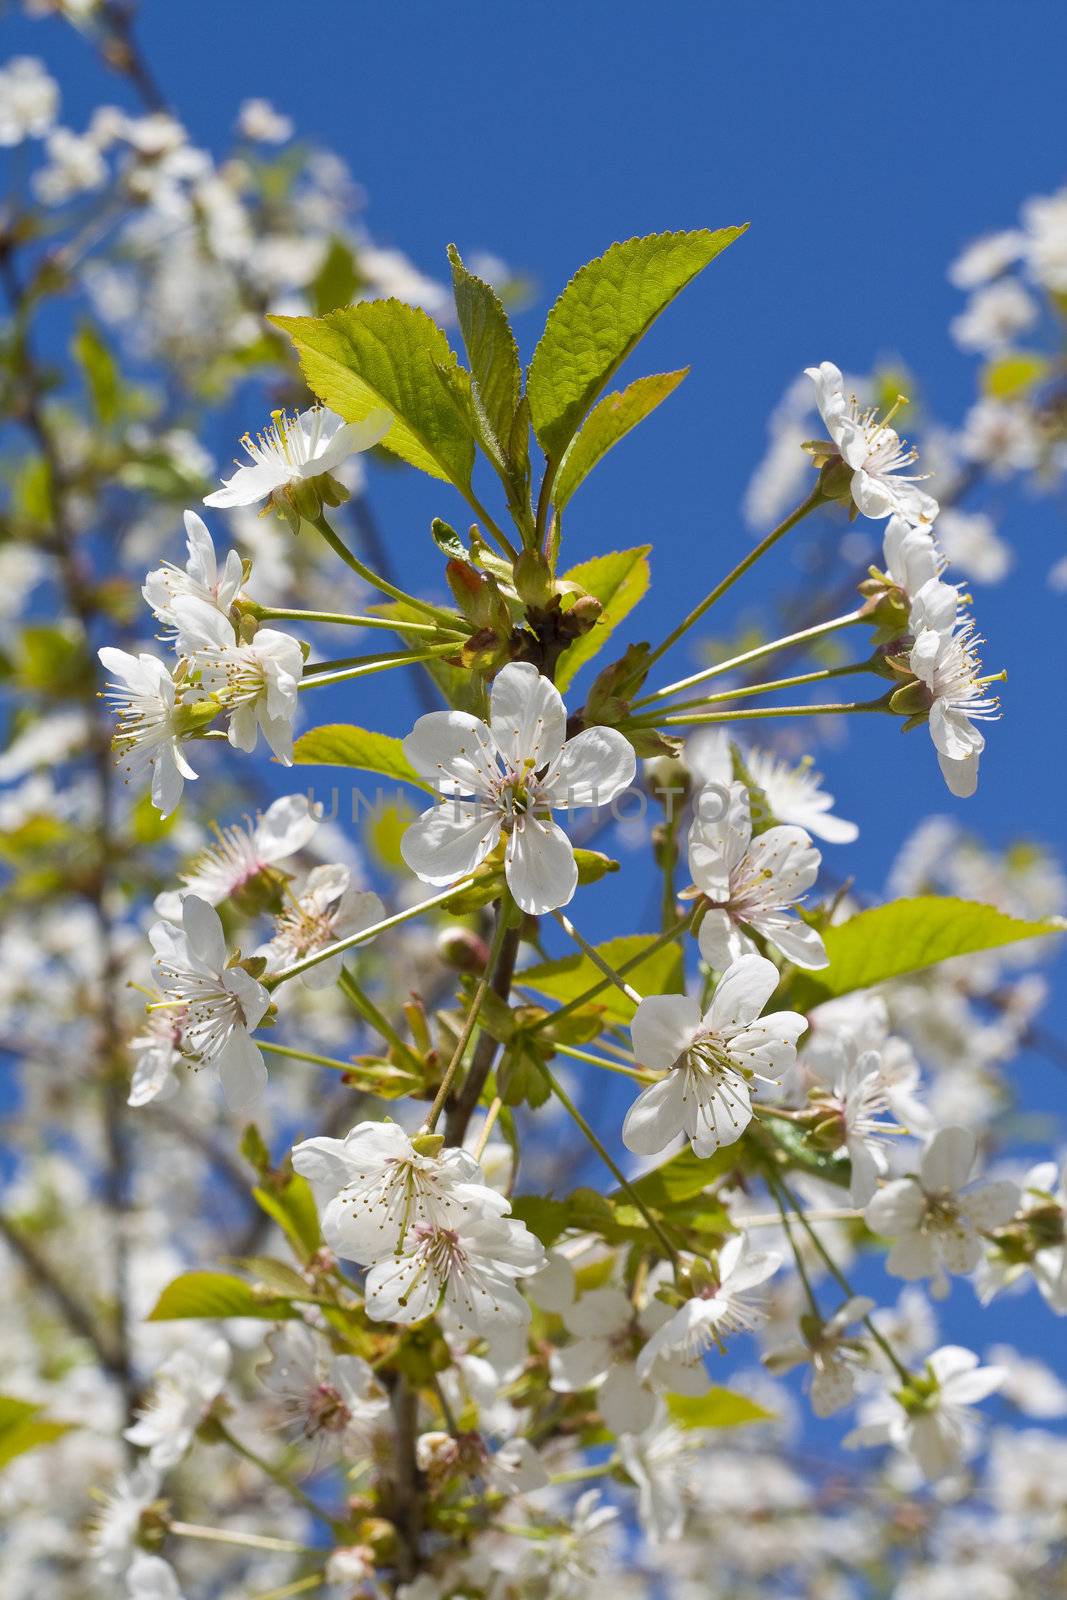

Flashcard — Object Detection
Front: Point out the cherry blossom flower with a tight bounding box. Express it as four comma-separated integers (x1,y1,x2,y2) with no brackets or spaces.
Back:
204,404,391,509
260,1322,389,1458
98,648,200,817
951,278,1038,353
123,1336,230,1469
765,1296,874,1416
617,1411,693,1543
127,1005,186,1107
807,361,939,525
154,793,320,920
0,57,59,146
90,1463,162,1579
237,98,293,144
127,1553,184,1599
948,229,1026,288
148,894,269,1110
977,1159,1067,1313
363,1207,544,1332
864,1126,1020,1297
688,729,857,843
291,1120,512,1264
259,864,384,986
174,596,303,763
845,1344,1005,1479
688,780,827,969
882,514,948,608
935,508,1012,585
805,1036,902,1205
143,510,243,651
908,612,1002,798
401,661,636,914
636,1235,781,1380
622,955,807,1159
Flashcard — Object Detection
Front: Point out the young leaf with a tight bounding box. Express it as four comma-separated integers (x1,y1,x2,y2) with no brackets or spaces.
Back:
251,1175,322,1260
787,896,1066,1011
518,932,683,1023
447,244,522,457
292,723,429,789
553,369,688,511
146,1270,301,1321
555,546,651,692
0,1396,76,1472
270,300,476,490
527,228,745,463
620,1144,740,1209
666,1386,775,1429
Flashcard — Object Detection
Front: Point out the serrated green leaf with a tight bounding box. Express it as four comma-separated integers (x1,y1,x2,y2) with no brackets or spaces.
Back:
252,1175,322,1261
448,244,522,457
146,1270,300,1322
270,300,476,490
292,723,429,789
666,1386,775,1429
787,897,1066,1011
621,1144,739,1209
527,228,745,463
555,546,651,692
554,370,688,511
519,933,683,1023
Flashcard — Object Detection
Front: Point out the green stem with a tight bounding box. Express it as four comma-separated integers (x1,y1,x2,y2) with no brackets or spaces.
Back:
265,878,476,989
551,909,644,1004
251,1577,324,1600
627,697,889,730
526,912,694,1036
424,901,513,1133
310,512,466,631
633,659,872,717
258,1040,360,1074
553,1041,653,1084
251,605,459,636
644,485,826,669
632,608,865,707
337,967,423,1074
299,642,460,691
169,1521,317,1555
766,1172,821,1320
463,487,520,561
541,1062,678,1266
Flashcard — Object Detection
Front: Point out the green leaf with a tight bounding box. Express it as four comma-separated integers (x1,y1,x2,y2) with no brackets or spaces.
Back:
555,546,651,692
292,723,429,789
270,300,476,490
231,1256,315,1297
0,1396,76,1471
787,896,1066,1011
311,236,360,315
554,370,688,511
666,1386,775,1429
372,600,487,716
621,1145,740,1209
527,228,745,463
146,1270,301,1322
981,350,1049,400
518,933,683,1023
447,244,522,457
509,1195,570,1248
72,320,119,426
251,1175,322,1260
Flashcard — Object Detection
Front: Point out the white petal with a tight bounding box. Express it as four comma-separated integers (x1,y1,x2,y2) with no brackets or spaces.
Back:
256,793,320,860
707,954,779,1032
564,1286,632,1339
182,894,227,971
746,824,821,903
920,1126,976,1194
216,1031,267,1110
401,801,499,885
622,1074,688,1156
489,662,567,770
751,910,828,970
599,1362,656,1436
542,726,636,809
505,814,577,914
402,710,499,796
631,994,702,1071
697,907,752,968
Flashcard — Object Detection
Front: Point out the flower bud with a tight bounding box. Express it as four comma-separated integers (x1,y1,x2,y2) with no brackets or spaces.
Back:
435,924,490,973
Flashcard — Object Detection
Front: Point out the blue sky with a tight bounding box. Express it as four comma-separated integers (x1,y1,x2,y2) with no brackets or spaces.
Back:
9,2,1067,1401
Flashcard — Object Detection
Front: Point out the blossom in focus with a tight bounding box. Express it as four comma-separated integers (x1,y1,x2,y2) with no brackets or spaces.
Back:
636,1235,781,1380
260,863,384,986
622,955,807,1159
204,404,391,509
688,780,828,969
864,1126,1020,1296
123,1336,230,1469
148,894,269,1110
363,1206,544,1331
154,792,320,920
143,510,244,652
844,1344,1005,1479
175,596,303,763
805,1035,901,1205
907,609,1003,799
98,647,200,817
807,361,939,525
401,661,636,914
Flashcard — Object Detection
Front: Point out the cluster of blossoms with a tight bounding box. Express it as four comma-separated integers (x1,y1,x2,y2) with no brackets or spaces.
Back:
5,16,1067,1600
